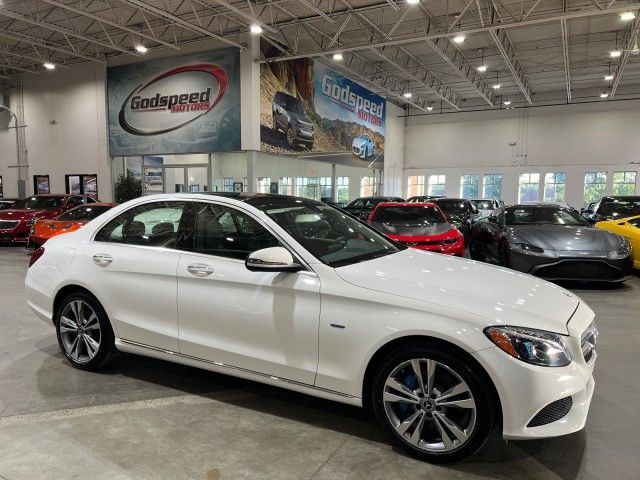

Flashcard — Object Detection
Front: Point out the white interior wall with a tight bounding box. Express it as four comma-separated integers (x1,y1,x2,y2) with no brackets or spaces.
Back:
404,100,640,207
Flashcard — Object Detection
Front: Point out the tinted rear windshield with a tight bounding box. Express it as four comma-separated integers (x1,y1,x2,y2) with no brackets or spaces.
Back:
599,198,640,217
506,206,585,225
16,197,64,210
435,200,468,213
373,206,445,223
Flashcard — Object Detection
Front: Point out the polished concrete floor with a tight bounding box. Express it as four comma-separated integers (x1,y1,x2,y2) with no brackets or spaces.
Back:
0,247,638,480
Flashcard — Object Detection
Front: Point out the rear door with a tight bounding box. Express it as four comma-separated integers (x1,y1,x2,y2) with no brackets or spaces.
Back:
176,201,321,384
84,201,188,351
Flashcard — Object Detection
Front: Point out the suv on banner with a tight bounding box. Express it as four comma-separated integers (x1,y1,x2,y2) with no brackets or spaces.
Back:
352,134,374,159
272,92,314,149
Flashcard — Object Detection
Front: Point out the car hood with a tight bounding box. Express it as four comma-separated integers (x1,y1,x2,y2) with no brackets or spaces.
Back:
370,221,453,238
352,138,368,147
509,225,619,252
290,111,312,125
0,209,49,220
334,249,579,333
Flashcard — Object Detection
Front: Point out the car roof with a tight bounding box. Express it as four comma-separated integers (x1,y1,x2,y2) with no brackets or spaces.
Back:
376,202,438,208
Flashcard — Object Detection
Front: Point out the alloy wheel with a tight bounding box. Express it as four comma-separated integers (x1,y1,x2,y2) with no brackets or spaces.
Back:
59,300,102,364
286,127,294,147
382,358,477,453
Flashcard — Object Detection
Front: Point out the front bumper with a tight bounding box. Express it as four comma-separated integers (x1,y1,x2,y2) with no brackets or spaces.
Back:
0,225,30,243
293,125,314,143
403,239,465,256
474,301,596,439
510,250,633,282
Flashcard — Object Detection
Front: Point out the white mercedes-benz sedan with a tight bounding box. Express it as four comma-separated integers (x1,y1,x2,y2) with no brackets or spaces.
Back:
25,193,597,463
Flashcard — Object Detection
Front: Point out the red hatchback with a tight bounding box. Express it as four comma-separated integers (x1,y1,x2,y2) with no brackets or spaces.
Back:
368,202,465,256
0,194,97,244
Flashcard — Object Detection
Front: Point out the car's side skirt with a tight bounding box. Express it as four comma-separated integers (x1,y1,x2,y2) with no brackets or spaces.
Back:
116,338,363,407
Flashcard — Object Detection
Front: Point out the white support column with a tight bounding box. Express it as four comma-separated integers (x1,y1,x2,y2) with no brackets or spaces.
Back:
240,32,261,193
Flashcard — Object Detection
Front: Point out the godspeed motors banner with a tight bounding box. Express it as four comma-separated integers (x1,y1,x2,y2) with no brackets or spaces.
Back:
260,57,386,167
107,48,240,156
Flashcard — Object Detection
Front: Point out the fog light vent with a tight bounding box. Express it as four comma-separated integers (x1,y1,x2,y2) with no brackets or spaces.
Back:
527,396,573,427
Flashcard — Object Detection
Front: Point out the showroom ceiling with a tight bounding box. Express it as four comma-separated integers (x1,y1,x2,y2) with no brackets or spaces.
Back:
0,0,639,112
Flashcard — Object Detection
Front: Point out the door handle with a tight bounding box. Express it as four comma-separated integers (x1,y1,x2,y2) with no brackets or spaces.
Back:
187,263,214,277
93,253,113,265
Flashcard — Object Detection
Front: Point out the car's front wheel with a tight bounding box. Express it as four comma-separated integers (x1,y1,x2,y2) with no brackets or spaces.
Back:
55,291,117,370
371,344,494,463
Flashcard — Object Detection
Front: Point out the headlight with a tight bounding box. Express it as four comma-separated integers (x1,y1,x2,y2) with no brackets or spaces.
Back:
484,326,572,367
609,237,631,259
513,243,544,254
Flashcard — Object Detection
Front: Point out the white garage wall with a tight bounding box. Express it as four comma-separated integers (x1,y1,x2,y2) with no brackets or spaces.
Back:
0,63,109,199
404,100,640,207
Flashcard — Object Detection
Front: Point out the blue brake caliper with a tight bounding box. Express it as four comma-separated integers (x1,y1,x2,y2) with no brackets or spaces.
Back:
398,371,418,416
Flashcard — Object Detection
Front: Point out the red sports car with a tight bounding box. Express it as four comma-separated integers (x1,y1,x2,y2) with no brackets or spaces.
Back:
368,202,465,256
0,194,97,244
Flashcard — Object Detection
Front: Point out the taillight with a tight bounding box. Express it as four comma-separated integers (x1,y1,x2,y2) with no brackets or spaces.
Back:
29,247,45,267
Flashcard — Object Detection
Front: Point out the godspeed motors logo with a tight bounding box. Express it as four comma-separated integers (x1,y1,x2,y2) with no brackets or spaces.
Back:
118,64,228,136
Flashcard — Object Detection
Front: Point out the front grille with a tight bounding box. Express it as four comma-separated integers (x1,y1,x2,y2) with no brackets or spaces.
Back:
527,396,573,427
402,240,440,246
581,322,598,363
533,260,621,280
0,220,19,230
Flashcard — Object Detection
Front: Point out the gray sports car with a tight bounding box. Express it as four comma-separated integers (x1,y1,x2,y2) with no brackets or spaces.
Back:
470,203,633,282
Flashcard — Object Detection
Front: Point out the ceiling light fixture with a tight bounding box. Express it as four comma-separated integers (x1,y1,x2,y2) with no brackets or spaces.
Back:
135,44,148,53
600,92,609,98
492,83,501,89
476,49,488,73
332,52,343,61
250,24,263,34
453,34,466,44
477,65,488,73
503,100,511,105
403,92,412,98
43,62,55,70
610,50,622,58
426,106,433,111
604,74,614,81
620,11,636,21
407,0,420,4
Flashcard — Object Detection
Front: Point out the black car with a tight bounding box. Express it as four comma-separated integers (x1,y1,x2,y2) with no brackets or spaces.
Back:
431,198,479,239
272,91,314,149
407,195,445,203
343,196,404,221
470,203,633,282
581,196,640,224
0,198,20,210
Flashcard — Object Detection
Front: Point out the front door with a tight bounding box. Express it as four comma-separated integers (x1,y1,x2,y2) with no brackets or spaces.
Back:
84,201,188,351
177,201,321,384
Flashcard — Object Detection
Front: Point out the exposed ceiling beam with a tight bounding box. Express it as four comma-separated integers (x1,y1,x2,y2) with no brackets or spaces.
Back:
260,3,640,62
206,0,277,33
119,0,244,49
0,30,105,64
560,18,572,102
0,8,138,56
610,15,640,98
0,46,71,68
39,0,181,51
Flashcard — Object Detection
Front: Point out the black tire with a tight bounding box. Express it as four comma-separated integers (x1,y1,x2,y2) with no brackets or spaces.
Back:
371,343,494,463
498,241,512,268
285,125,295,148
54,291,117,370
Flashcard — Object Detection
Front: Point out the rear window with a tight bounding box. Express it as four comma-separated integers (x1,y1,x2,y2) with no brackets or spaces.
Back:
373,206,445,224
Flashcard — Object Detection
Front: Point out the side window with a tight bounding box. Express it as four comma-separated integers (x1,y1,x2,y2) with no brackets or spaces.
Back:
193,203,280,260
95,201,186,248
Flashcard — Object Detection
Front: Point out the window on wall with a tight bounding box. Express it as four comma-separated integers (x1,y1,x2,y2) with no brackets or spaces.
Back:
296,177,332,200
427,175,446,196
361,176,375,197
257,177,271,194
544,172,566,202
613,171,636,195
483,174,503,200
407,175,425,198
584,171,607,205
460,174,480,199
337,176,349,203
223,177,234,192
518,173,540,203
279,177,293,196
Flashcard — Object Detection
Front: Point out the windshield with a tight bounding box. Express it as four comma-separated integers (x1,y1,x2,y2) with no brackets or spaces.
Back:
470,200,495,210
283,95,305,115
17,196,64,210
373,206,445,224
347,198,402,209
254,200,402,267
598,197,640,217
57,205,112,221
506,206,587,226
435,200,468,214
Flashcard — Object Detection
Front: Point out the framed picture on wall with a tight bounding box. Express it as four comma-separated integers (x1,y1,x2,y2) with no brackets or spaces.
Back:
83,175,98,199
33,175,51,195
0,175,3,198
66,175,82,195
233,182,243,192
65,174,99,198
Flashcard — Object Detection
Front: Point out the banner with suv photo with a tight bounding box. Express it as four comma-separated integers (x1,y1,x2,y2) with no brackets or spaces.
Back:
107,48,240,156
260,56,386,168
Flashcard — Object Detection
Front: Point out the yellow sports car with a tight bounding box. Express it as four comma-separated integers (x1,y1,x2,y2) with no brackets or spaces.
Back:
596,215,640,269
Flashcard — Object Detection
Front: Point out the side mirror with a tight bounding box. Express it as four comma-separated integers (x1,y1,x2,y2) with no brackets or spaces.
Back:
245,247,303,272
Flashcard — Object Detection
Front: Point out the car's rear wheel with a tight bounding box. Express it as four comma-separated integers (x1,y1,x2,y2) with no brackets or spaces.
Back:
371,344,493,463
55,291,117,370
286,126,295,148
